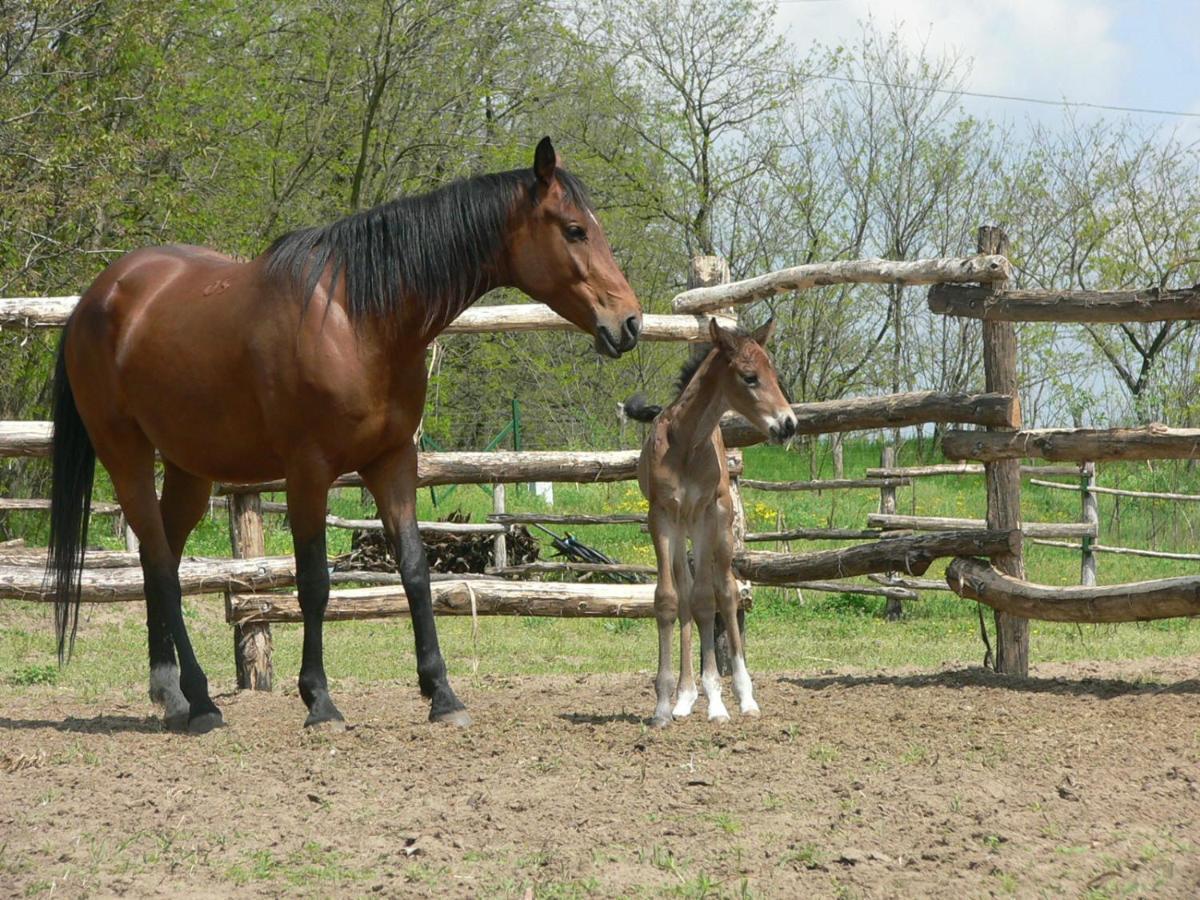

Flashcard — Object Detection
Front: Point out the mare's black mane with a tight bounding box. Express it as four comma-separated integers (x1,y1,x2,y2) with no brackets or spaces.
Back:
265,168,592,331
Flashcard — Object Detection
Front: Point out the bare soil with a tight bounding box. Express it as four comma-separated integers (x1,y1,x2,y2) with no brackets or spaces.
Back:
2,658,1199,898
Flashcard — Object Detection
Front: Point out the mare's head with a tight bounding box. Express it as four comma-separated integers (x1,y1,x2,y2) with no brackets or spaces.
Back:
506,138,642,358
710,318,797,444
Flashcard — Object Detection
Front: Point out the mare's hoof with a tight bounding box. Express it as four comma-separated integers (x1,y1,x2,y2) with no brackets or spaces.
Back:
430,708,471,727
164,711,190,733
649,715,673,729
305,716,348,733
188,710,225,735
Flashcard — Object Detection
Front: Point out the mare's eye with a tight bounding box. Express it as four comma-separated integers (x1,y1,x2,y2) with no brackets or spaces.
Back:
743,373,759,387
565,224,587,242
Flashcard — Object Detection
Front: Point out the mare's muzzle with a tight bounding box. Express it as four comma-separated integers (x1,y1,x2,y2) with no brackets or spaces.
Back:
595,314,642,358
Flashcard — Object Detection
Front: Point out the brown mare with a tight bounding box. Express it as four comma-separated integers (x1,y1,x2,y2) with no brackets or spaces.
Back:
623,319,794,726
47,138,642,733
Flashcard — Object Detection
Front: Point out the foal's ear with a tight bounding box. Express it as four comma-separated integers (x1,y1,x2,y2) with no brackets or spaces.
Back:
751,317,776,346
533,136,559,186
709,318,740,357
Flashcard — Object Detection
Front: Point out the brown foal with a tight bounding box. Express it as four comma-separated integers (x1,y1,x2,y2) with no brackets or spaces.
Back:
48,138,642,732
624,319,795,726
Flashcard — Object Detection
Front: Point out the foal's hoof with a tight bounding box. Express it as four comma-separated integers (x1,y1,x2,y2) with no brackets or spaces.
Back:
740,703,761,718
188,710,225,735
708,713,731,725
430,708,471,727
649,714,673,729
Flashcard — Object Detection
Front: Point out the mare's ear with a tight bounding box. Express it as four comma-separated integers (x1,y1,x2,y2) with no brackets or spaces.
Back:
751,317,776,346
709,318,740,358
533,136,559,187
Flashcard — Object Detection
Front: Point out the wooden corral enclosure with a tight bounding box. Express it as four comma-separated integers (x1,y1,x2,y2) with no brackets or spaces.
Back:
4,230,1200,687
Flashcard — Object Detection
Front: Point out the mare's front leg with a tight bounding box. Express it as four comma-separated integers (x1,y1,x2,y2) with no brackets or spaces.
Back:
361,443,468,725
287,471,344,729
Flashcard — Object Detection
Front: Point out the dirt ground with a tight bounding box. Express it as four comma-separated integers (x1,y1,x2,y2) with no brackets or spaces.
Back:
2,658,1199,898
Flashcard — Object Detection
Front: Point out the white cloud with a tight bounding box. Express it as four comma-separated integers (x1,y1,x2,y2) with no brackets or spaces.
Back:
776,0,1125,109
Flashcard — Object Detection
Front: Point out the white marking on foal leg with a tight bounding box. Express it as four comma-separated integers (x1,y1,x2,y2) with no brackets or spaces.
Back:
149,664,189,727
672,682,698,718
732,655,759,716
702,671,729,723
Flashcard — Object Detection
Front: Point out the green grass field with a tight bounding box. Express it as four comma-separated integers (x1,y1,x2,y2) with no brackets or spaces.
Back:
4,438,1200,696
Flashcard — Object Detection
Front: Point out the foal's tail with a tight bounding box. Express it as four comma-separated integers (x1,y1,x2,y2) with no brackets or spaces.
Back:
46,323,96,663
622,393,662,423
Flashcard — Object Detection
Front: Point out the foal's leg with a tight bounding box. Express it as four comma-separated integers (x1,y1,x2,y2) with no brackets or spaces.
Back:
149,463,214,730
105,438,221,732
690,515,730,724
361,443,468,725
711,506,759,716
286,470,344,729
648,511,680,727
671,535,698,719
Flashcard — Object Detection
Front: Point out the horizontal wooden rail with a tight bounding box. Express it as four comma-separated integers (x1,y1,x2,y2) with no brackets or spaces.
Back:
867,573,949,592
1028,478,1200,502
1031,539,1200,562
928,284,1200,323
947,556,1200,623
487,561,656,576
0,497,121,515
744,527,890,543
486,513,647,526
0,295,729,341
864,463,1081,479
867,513,1095,540
740,477,911,492
721,391,1018,447
733,529,1020,585
672,254,1011,313
769,579,917,601
228,579,695,623
216,450,743,495
942,425,1200,462
324,515,506,534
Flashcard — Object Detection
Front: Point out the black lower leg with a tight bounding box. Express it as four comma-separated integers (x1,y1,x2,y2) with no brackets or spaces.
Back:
296,534,343,727
398,522,466,722
144,558,221,732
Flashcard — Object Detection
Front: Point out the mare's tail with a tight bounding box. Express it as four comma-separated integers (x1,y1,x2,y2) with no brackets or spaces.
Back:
622,393,662,423
45,323,96,662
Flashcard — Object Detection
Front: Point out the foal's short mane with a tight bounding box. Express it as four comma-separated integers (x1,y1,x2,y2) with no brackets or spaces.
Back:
265,168,592,331
673,326,754,398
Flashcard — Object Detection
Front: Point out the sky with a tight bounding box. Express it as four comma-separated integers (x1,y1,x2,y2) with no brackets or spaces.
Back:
773,0,1200,143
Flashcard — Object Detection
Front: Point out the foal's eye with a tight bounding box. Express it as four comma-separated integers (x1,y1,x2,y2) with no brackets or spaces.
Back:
565,224,587,242
742,373,759,387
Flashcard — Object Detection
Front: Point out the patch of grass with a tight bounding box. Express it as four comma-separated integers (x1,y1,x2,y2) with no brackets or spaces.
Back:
808,744,839,764
9,664,57,686
706,812,740,835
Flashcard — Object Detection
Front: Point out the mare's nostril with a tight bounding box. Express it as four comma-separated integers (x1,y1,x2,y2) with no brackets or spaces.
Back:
625,315,641,340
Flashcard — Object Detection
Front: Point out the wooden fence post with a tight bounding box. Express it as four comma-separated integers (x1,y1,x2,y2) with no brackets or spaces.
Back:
1080,461,1098,586
879,444,902,621
228,492,273,690
979,225,1028,676
492,483,508,569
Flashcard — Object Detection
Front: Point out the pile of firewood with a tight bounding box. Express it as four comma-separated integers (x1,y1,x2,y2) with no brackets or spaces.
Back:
331,510,539,575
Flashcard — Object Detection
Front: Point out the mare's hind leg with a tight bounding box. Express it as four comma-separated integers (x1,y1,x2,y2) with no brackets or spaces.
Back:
102,433,221,732
361,443,468,725
286,470,344,729
149,463,214,730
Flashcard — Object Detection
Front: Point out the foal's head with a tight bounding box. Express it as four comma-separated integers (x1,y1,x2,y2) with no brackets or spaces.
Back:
506,138,642,358
710,318,797,444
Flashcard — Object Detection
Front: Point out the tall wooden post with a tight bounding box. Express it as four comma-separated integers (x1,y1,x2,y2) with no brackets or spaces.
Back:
979,225,1028,675
492,483,508,569
690,255,749,675
879,444,902,621
228,492,273,690
1080,461,1098,586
